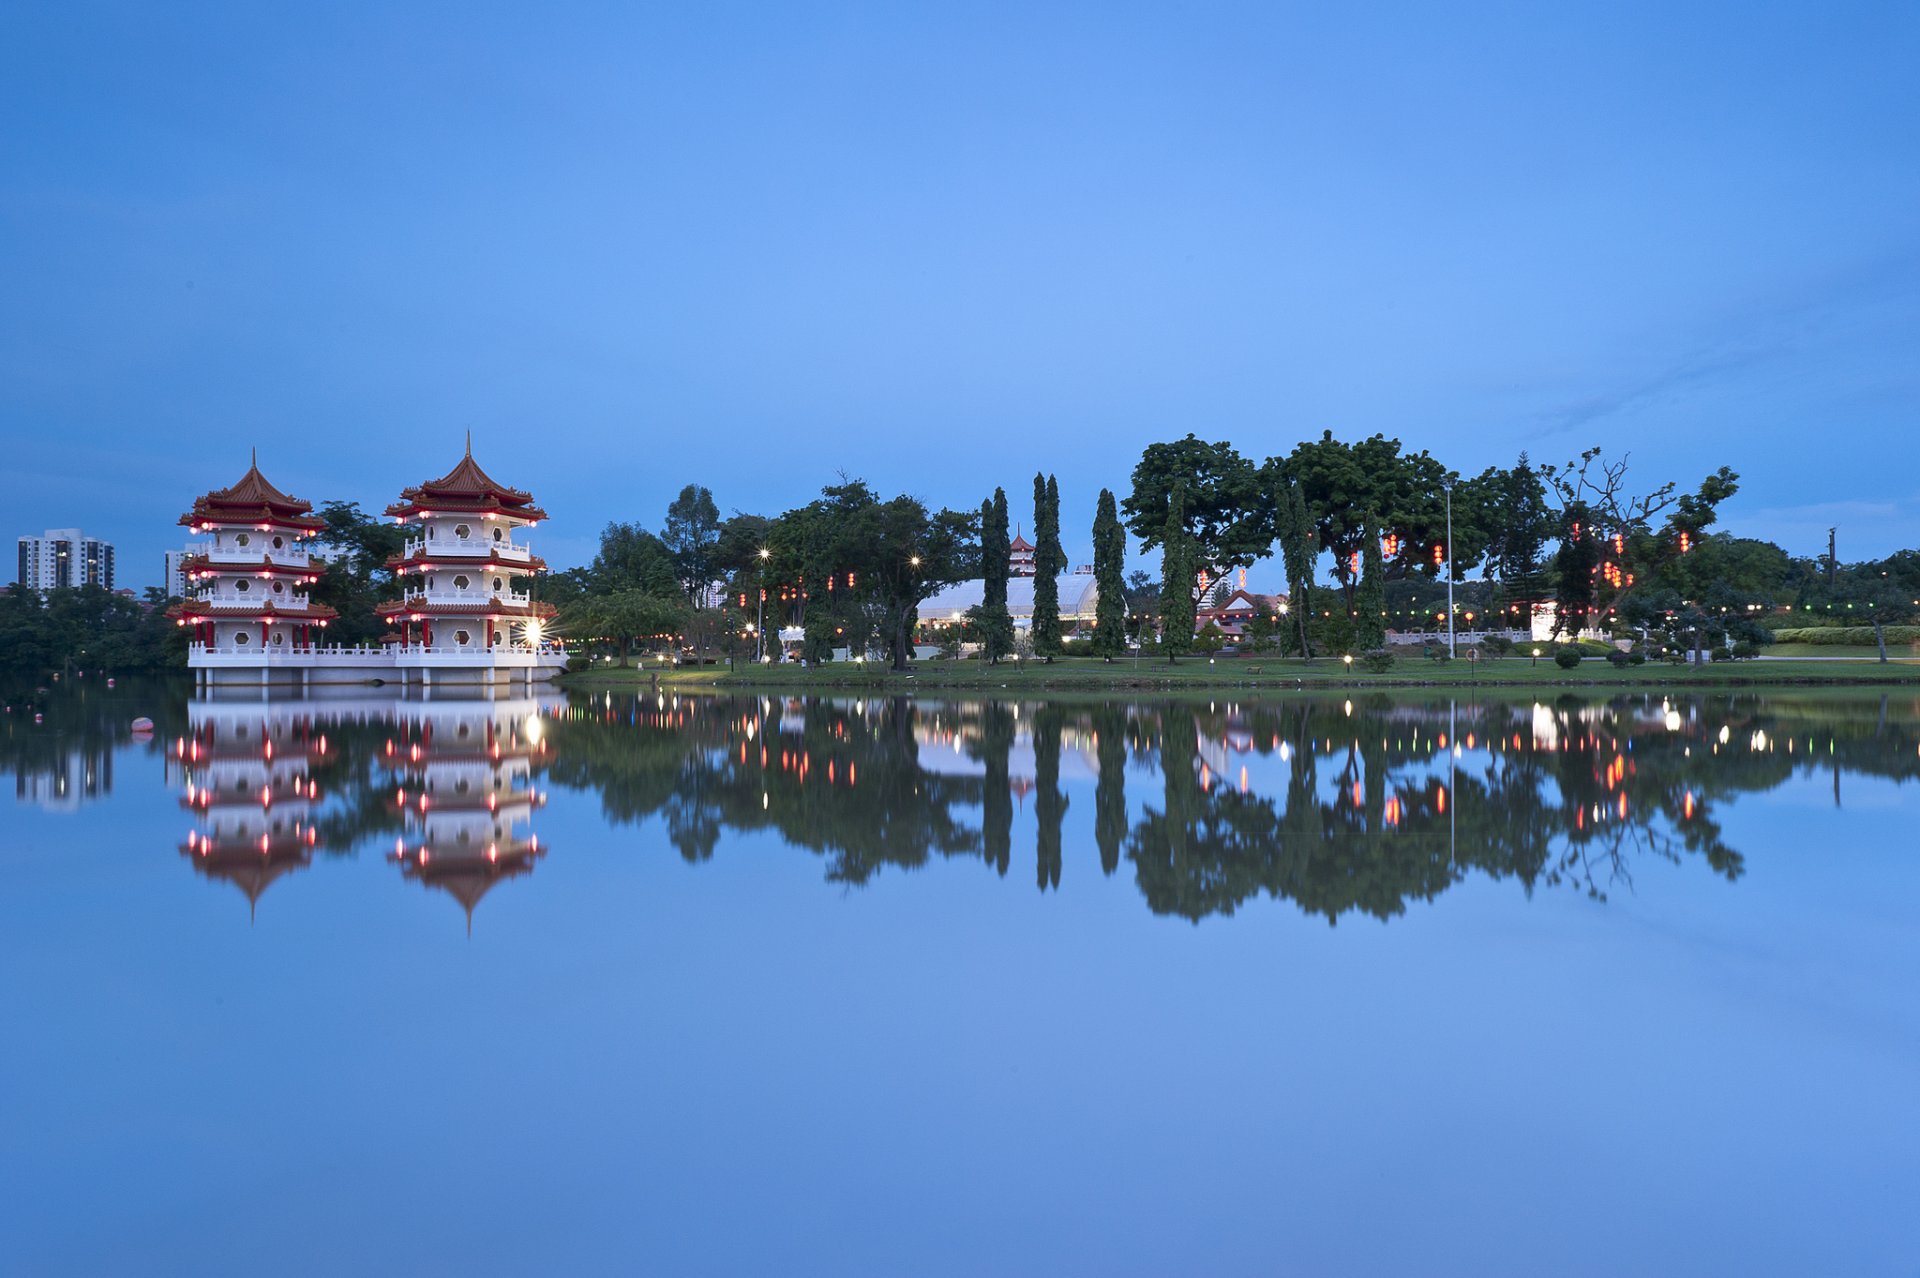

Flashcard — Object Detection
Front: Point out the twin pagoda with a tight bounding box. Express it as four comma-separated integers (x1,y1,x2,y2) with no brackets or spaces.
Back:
173,442,565,688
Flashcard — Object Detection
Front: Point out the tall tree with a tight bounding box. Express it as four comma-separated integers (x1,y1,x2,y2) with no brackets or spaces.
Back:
1091,488,1127,659
1271,432,1459,611
1031,473,1063,660
662,484,722,606
310,500,405,647
1122,436,1265,572
1271,473,1316,659
1488,453,1552,623
1353,514,1387,650
1159,484,1196,664
1540,450,1741,632
590,521,680,598
970,488,1015,664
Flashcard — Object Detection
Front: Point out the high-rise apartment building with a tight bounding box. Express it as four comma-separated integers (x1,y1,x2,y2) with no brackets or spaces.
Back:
16,528,115,592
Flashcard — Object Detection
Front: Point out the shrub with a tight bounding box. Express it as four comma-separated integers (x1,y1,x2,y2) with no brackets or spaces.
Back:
1710,647,1734,662
1553,647,1584,670
1770,625,1920,646
1731,640,1760,660
1628,650,1647,665
1359,648,1395,673
1481,635,1515,657
1605,648,1631,667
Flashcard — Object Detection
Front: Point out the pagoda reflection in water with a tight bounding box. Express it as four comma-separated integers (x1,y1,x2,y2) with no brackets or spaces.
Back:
171,690,557,924
172,701,325,917
385,695,553,931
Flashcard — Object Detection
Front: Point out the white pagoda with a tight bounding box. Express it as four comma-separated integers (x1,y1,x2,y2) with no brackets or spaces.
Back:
379,438,565,688
172,454,339,688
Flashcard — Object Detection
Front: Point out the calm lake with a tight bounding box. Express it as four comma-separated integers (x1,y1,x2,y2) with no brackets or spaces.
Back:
4,677,1918,1276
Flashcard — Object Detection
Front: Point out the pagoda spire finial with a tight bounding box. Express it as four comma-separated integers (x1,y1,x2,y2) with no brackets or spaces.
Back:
251,446,257,469
465,429,472,458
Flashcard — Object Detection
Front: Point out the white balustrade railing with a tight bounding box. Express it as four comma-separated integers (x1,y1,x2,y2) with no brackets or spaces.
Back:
403,588,532,606
403,536,533,562
189,643,393,662
196,546,315,567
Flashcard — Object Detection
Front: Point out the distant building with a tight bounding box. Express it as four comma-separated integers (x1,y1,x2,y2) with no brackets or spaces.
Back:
919,572,1101,632
1008,530,1037,577
1195,588,1289,641
163,549,195,600
16,528,114,592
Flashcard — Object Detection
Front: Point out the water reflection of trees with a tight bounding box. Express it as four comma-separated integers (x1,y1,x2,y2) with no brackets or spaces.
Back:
544,690,1920,923
11,681,1920,926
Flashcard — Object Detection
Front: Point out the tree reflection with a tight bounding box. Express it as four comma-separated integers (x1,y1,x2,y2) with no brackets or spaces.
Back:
537,689,1920,924
15,678,1916,927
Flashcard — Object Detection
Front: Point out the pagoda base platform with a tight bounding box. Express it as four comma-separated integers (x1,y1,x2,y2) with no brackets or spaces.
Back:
188,645,567,691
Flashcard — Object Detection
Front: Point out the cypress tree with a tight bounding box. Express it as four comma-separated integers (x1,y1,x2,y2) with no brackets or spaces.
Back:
1353,513,1387,650
1092,488,1127,659
1273,475,1316,659
974,488,1014,663
1031,472,1063,659
1160,484,1196,664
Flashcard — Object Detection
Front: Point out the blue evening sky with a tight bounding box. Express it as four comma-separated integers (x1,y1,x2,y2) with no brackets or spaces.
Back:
3,2,1916,587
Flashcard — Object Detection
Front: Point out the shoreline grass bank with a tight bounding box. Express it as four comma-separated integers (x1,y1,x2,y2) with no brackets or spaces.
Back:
558,655,1920,694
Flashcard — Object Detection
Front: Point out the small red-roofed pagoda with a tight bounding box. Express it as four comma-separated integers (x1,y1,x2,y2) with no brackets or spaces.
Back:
170,453,337,665
1008,529,1037,577
377,436,560,685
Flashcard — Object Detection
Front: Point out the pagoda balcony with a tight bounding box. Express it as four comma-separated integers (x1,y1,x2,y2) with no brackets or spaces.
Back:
403,535,533,563
200,545,314,567
402,587,533,607
192,589,316,606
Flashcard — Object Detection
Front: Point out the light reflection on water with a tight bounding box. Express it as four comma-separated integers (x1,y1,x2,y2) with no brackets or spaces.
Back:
4,679,1919,1276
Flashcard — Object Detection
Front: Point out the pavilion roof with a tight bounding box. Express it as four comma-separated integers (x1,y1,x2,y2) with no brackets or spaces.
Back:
179,452,326,530
385,435,547,520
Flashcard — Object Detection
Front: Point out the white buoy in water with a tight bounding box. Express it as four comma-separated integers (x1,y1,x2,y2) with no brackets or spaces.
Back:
131,717,155,734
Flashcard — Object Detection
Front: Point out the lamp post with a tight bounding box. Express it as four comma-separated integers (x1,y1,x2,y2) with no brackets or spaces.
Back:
1443,476,1458,658
756,547,770,662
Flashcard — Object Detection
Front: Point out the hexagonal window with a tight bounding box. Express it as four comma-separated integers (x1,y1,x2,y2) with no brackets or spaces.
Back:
453,575,471,591
455,523,472,539
235,579,251,593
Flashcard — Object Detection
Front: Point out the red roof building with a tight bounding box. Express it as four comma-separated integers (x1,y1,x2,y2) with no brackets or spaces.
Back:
168,454,338,652
1008,529,1037,577
376,439,558,653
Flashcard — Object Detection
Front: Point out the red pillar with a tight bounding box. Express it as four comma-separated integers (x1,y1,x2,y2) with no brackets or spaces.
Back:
261,620,269,648
423,620,433,649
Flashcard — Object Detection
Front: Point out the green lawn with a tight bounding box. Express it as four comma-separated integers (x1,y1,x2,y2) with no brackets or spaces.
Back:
1762,642,1920,660
558,653,1920,692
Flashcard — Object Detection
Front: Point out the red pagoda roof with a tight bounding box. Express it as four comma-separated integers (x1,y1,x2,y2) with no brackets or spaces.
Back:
1009,533,1035,552
180,554,325,579
179,453,327,531
385,435,548,521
